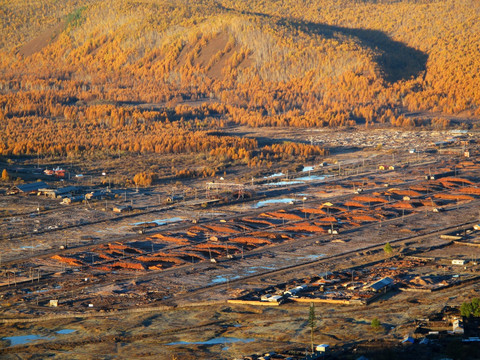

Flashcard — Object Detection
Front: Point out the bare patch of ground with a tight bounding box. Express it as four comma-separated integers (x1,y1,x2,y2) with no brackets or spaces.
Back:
17,21,65,57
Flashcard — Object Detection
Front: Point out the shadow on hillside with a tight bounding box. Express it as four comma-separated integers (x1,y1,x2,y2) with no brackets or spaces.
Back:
224,7,428,83
281,18,428,83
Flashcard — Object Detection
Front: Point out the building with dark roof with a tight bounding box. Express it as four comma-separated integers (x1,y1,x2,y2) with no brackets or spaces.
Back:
364,277,394,292
39,186,79,199
7,182,48,195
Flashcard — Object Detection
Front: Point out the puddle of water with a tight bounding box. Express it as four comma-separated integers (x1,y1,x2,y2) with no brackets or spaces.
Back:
3,329,77,347
210,275,241,285
26,285,61,295
30,289,48,294
263,172,284,179
132,217,182,226
12,244,45,251
305,254,326,260
296,175,326,181
303,166,314,172
253,198,296,208
266,180,305,186
166,337,255,347
3,334,52,346
20,245,41,250
245,266,276,274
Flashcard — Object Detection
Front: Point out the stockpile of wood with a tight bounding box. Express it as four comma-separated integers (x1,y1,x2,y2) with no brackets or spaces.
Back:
250,231,284,240
203,224,240,233
438,177,475,186
387,189,421,197
349,214,379,222
352,195,388,203
315,216,337,224
391,201,415,209
100,242,143,255
455,187,480,195
434,193,474,201
95,252,115,260
192,243,239,253
262,211,303,221
111,261,145,271
148,233,190,246
301,207,327,214
409,185,434,193
51,254,83,266
343,201,367,208
284,222,326,233
458,161,476,168
241,217,276,227
227,237,272,245
438,180,462,189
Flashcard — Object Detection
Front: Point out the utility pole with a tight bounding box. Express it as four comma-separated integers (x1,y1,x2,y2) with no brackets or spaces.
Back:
308,303,316,354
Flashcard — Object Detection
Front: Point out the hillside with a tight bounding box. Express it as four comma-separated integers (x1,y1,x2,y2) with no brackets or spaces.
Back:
0,0,479,166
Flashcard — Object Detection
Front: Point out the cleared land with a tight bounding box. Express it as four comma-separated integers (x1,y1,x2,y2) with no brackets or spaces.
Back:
1,128,480,359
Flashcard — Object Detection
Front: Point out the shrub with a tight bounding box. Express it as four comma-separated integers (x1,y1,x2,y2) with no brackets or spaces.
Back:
460,298,480,318
371,318,381,330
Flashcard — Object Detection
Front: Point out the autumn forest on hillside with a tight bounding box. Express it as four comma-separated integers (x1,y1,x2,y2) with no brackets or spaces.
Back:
0,0,479,182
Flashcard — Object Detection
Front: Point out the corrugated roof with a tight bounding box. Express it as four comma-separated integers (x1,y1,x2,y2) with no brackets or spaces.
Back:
14,182,48,192
55,186,79,194
366,277,394,291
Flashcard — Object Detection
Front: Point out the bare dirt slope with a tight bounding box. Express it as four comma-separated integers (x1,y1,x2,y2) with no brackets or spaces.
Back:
18,21,65,57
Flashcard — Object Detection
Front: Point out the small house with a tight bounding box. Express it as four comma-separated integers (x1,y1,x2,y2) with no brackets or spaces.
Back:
453,319,464,334
364,277,394,293
316,344,330,353
284,284,308,297
260,294,284,304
